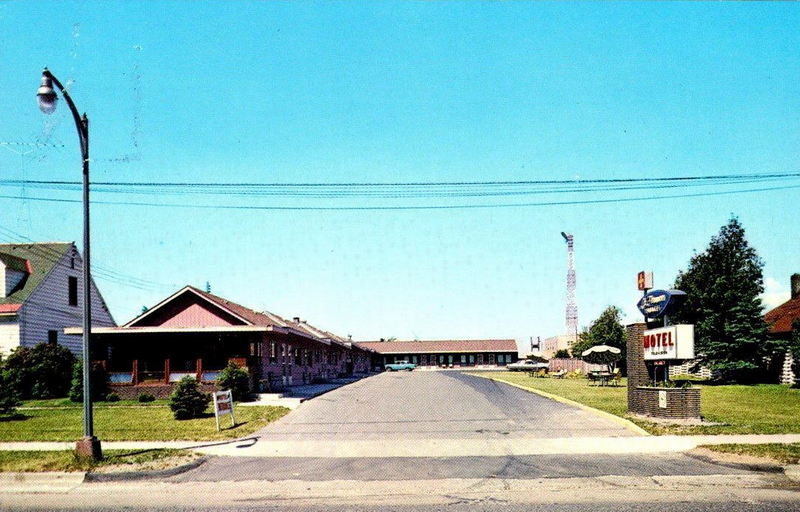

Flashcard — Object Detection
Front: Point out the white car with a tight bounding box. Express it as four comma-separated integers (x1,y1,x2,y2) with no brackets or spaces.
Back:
506,360,549,372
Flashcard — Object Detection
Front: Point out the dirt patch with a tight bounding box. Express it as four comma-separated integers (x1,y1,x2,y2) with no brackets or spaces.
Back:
91,451,203,474
689,447,783,471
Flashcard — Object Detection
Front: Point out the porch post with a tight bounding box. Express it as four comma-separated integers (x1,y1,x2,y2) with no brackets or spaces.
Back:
132,359,139,385
196,358,203,381
164,358,170,384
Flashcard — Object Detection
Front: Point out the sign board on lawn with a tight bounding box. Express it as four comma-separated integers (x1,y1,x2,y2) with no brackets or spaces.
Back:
643,324,695,360
213,390,236,431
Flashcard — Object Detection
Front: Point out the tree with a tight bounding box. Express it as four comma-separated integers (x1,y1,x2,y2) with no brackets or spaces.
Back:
169,376,210,420
217,362,250,402
572,306,626,371
553,349,570,359
3,343,75,399
672,217,770,383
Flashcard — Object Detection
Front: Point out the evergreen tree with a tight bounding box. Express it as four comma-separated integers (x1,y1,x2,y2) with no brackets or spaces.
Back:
672,217,769,382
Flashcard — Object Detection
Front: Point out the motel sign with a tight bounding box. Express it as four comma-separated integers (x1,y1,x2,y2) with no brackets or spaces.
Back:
642,324,695,361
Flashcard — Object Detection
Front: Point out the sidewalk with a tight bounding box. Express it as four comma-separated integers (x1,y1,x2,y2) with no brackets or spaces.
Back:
2,433,799,456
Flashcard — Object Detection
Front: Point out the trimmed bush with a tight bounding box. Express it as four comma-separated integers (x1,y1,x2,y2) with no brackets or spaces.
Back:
169,376,210,420
3,343,75,399
137,393,156,403
69,361,109,402
105,392,120,402
217,362,250,402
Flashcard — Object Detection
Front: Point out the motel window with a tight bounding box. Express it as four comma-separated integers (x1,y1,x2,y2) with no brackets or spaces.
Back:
48,330,58,345
460,355,466,364
68,276,78,306
270,341,277,364
294,348,301,366
469,354,475,365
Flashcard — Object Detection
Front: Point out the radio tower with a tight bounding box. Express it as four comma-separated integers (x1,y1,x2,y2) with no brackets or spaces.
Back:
561,232,578,342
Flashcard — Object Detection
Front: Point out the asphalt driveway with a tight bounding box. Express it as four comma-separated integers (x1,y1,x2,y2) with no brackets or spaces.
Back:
253,371,637,441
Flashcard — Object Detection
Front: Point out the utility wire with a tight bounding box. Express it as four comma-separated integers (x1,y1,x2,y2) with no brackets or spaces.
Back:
0,183,798,211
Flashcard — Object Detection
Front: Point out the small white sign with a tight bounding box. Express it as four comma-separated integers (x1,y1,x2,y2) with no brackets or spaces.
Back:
213,390,236,431
643,324,695,360
658,390,667,409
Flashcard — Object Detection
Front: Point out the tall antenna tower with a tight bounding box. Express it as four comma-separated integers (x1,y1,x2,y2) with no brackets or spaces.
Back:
561,232,578,341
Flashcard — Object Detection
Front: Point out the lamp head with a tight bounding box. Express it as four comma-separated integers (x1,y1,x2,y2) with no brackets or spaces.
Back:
37,72,57,114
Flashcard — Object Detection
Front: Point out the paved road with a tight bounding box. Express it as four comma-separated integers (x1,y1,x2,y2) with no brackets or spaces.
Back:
253,371,636,441
172,452,753,482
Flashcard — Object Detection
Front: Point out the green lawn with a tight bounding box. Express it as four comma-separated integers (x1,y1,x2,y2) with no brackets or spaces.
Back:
21,398,168,408
469,371,800,435
699,443,800,464
0,403,290,442
0,449,189,472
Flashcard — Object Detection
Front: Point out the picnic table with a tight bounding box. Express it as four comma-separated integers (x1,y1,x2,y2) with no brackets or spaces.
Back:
587,371,613,386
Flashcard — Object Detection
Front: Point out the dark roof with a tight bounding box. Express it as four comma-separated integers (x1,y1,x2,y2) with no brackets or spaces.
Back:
764,295,800,334
0,243,72,306
355,339,518,354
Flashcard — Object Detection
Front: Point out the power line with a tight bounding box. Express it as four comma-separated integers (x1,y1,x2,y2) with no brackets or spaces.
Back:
0,183,798,211
0,225,175,292
2,171,799,187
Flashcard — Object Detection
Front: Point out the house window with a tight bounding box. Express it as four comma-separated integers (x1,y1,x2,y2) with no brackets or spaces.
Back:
269,341,277,364
68,276,78,306
48,330,58,345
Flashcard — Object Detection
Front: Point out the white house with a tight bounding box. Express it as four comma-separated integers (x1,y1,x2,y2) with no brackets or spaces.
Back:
0,242,116,356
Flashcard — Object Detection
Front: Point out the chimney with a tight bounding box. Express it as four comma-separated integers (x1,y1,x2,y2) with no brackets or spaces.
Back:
792,274,800,299
293,317,300,323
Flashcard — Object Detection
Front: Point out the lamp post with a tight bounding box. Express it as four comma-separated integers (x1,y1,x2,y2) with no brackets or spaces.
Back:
37,68,101,460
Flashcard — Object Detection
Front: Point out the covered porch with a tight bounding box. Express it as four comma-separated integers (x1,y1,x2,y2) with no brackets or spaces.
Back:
68,325,270,398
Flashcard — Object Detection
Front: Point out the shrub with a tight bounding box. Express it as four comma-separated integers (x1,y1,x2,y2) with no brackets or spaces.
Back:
105,392,120,402
553,349,570,359
0,369,20,414
169,376,210,420
69,361,109,402
137,393,156,403
3,343,75,399
217,362,250,402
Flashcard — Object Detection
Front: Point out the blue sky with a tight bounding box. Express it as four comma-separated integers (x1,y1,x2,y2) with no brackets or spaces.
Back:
1,1,798,349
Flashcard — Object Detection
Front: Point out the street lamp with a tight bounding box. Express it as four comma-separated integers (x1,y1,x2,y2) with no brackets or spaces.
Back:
37,68,101,460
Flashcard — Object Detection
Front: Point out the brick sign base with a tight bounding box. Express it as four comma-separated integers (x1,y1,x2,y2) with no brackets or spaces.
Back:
631,386,700,419
625,323,701,420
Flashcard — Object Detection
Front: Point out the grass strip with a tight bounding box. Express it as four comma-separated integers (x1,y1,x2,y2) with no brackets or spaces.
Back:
699,443,800,464
0,404,290,442
0,449,187,472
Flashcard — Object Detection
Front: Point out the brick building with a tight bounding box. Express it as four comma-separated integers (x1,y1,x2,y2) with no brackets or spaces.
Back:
355,339,519,369
68,285,374,398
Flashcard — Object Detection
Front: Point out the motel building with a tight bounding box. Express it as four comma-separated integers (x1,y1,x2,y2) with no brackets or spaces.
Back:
66,286,375,398
355,339,519,370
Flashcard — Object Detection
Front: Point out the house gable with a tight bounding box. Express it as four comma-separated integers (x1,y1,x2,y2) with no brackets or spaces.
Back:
128,288,249,328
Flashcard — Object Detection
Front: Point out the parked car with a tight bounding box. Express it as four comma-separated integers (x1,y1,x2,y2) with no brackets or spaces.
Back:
506,360,549,372
385,360,416,371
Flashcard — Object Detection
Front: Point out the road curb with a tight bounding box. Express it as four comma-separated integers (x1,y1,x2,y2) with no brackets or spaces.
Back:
469,374,650,436
783,464,800,481
0,471,86,492
684,449,784,474
84,455,208,482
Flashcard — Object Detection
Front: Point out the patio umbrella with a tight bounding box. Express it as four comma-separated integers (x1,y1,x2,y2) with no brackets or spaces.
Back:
580,345,622,357
580,345,622,373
